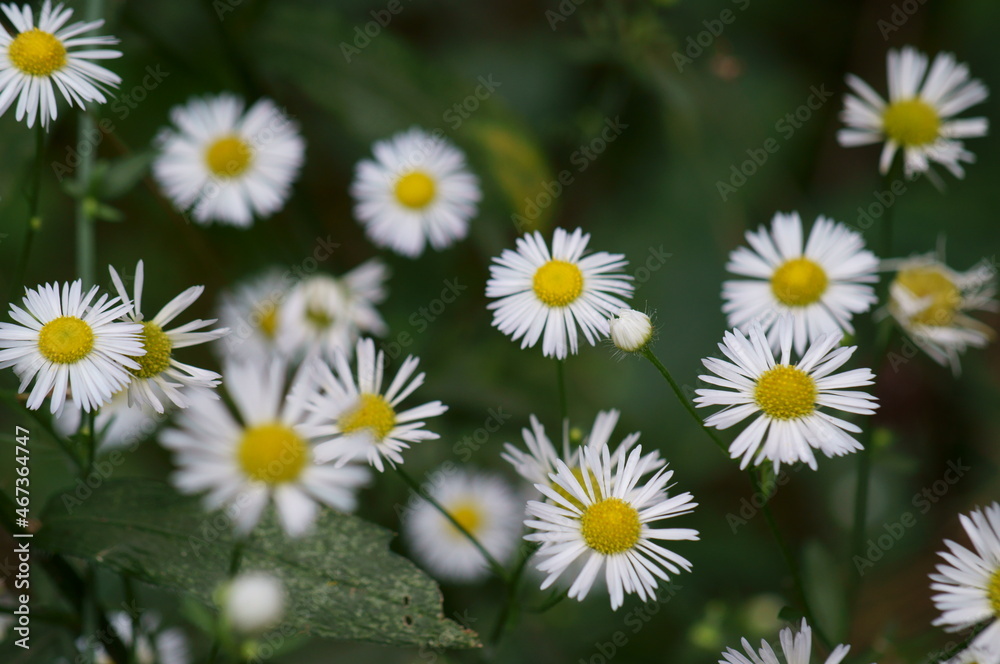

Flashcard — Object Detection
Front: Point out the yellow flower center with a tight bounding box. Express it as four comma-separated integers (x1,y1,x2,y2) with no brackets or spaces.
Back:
446,502,482,538
754,365,817,420
130,322,172,379
237,423,309,484
8,28,67,77
770,257,828,307
339,393,396,441
894,267,961,327
305,305,333,329
205,135,254,178
989,566,1000,617
580,497,641,555
258,303,278,339
882,98,941,147
37,316,94,364
552,467,601,511
533,260,584,307
394,171,436,209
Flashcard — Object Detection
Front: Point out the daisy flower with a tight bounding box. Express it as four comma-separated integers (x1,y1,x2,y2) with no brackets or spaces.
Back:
885,253,997,375
216,270,291,362
0,0,121,129
723,211,879,355
695,318,878,472
109,260,228,413
486,227,634,359
930,502,1000,664
351,127,481,257
153,93,305,227
402,469,521,583
525,444,698,610
719,619,859,664
301,338,447,472
608,308,654,353
278,259,389,359
0,280,143,414
90,611,190,664
161,361,371,537
502,409,661,495
838,46,989,179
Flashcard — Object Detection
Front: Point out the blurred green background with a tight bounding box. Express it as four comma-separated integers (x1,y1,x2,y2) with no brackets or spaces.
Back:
1,0,999,662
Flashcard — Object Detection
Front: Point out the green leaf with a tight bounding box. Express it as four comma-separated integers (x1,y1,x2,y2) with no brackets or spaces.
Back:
36,479,479,649
802,540,846,641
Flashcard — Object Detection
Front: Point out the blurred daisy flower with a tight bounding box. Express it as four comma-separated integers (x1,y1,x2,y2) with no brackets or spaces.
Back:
723,211,878,355
502,409,662,497
0,280,143,414
838,46,988,180
0,0,121,129
487,227,634,359
302,338,447,472
55,390,165,451
930,502,1000,664
525,444,698,610
216,270,291,362
109,260,227,413
403,469,521,583
719,619,859,664
695,318,878,472
885,253,997,375
161,361,370,538
279,260,389,360
352,127,481,257
153,93,305,227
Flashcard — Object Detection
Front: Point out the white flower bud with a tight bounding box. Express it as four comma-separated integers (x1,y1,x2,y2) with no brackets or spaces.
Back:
222,572,286,634
608,308,653,352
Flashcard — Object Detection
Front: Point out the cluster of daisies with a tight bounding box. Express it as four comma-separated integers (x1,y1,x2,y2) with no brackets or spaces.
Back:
1,2,998,659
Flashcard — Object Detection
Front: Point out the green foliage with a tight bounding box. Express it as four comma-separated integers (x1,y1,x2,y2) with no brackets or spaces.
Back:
36,479,479,649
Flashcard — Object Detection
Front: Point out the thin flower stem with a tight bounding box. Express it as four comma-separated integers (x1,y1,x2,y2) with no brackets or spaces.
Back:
556,359,567,423
395,467,510,584
640,347,728,455
11,123,45,299
752,470,832,651
76,0,104,288
488,541,539,648
208,536,249,664
849,164,898,610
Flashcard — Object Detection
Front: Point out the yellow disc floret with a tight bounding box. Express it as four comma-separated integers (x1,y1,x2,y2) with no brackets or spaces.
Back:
238,423,309,484
988,566,1000,617
533,260,584,307
894,266,961,327
770,257,828,307
394,171,436,209
38,316,94,364
580,497,641,555
8,29,67,77
754,365,817,420
258,303,278,339
305,305,334,329
882,98,941,147
130,322,172,378
339,393,396,441
446,502,482,538
205,135,254,178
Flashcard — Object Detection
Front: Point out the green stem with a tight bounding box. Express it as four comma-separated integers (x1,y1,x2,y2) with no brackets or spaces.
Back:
11,123,45,298
396,467,510,583
556,359,567,423
848,165,898,610
76,0,103,288
208,537,248,664
488,542,538,648
753,471,831,650
640,347,728,454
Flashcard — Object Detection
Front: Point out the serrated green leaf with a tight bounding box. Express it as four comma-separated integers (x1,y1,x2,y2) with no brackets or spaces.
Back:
36,479,479,649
